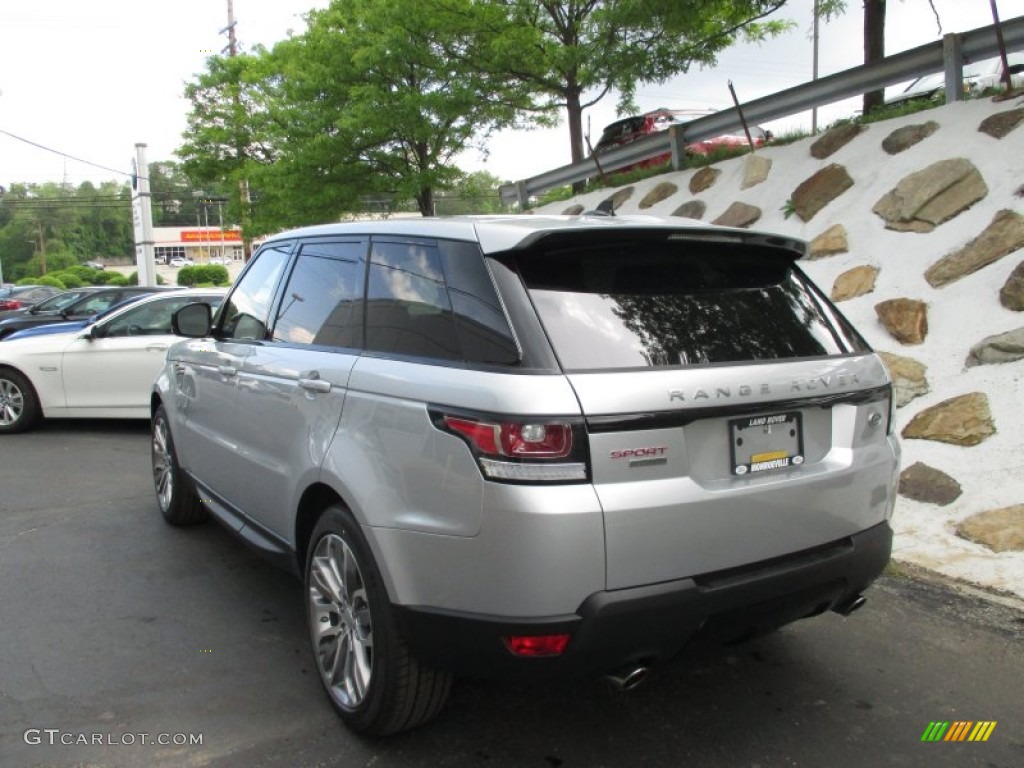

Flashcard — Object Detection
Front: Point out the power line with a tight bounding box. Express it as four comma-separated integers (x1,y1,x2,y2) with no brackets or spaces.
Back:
0,127,144,181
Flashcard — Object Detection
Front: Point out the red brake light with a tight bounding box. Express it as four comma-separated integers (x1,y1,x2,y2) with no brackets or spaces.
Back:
502,423,572,458
437,412,588,483
444,416,501,454
443,416,573,459
0,300,23,311
504,634,571,657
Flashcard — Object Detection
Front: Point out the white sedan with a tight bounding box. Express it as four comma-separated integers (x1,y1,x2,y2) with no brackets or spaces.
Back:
169,257,194,267
0,289,225,433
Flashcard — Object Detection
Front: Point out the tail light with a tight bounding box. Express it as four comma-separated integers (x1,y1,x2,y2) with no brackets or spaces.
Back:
431,409,589,483
0,300,24,311
504,634,571,657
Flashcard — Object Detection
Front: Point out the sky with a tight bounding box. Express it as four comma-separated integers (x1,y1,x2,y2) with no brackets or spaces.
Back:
0,0,1022,191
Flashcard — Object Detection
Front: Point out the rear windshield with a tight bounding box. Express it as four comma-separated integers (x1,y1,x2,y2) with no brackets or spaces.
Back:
512,236,867,371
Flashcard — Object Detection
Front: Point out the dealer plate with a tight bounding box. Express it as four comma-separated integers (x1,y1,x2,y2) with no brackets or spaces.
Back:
729,412,804,475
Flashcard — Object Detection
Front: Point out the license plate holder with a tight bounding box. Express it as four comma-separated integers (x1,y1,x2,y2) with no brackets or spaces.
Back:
729,412,804,475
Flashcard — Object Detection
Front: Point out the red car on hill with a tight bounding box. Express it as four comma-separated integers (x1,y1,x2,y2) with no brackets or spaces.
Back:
592,108,771,170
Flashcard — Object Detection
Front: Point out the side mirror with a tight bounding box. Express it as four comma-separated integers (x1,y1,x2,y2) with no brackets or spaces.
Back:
173,302,213,338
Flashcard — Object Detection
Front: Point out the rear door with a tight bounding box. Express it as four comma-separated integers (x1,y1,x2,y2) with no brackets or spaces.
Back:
505,229,898,590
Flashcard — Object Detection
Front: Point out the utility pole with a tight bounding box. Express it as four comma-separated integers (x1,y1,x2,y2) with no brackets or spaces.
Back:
36,221,47,275
222,0,252,260
131,144,157,286
224,0,238,56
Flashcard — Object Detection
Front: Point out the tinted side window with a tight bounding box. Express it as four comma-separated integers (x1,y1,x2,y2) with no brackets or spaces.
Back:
272,240,366,349
439,241,518,365
220,242,291,341
365,239,460,361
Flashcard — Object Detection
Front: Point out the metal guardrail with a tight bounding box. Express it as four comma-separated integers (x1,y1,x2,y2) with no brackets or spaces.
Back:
499,16,1024,206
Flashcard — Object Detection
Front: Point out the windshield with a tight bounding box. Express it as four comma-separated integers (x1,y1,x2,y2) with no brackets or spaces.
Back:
32,290,94,311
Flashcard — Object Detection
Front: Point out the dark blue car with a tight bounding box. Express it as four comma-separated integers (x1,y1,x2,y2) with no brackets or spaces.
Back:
0,286,172,339
3,294,152,341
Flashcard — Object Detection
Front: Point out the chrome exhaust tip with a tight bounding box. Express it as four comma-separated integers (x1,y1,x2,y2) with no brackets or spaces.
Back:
832,594,867,617
604,664,650,692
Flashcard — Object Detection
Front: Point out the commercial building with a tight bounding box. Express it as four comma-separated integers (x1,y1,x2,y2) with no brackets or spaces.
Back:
153,227,246,265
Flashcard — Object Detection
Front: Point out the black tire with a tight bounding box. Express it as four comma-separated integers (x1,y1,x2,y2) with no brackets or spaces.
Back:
151,405,207,525
305,505,452,736
0,367,41,434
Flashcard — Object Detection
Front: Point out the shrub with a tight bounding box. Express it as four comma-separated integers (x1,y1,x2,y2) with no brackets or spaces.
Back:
178,265,229,287
24,275,67,289
105,273,129,286
51,272,84,288
127,272,166,286
67,265,99,281
91,271,119,284
176,266,198,286
202,265,230,286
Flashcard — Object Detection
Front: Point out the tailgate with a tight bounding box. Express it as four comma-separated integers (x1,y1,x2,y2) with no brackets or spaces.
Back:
570,355,898,590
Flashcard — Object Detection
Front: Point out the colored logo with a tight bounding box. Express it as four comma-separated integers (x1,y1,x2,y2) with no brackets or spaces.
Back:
921,721,997,742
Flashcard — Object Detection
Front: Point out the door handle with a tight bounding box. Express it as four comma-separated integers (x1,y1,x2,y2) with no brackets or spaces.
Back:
147,344,169,352
299,377,332,393
217,365,238,377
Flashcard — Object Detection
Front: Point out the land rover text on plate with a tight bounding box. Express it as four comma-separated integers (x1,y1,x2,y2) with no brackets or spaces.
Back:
152,215,900,735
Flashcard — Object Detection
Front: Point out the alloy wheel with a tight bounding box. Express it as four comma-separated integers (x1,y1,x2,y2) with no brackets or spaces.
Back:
0,378,24,427
152,416,174,512
308,533,374,709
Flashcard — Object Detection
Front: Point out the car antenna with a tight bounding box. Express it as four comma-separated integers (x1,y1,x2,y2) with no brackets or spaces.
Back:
584,199,616,217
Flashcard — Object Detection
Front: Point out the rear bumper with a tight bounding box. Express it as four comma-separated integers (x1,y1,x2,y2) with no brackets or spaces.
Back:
394,521,892,679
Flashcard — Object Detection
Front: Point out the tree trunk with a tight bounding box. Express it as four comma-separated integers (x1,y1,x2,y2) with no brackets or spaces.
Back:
863,0,887,115
414,141,435,217
414,188,434,217
566,85,586,194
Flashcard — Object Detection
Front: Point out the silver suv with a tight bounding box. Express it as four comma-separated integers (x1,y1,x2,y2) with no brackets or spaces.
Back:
152,215,900,735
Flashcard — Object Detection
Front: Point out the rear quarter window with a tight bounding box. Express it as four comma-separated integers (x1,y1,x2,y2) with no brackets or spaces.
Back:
365,238,518,366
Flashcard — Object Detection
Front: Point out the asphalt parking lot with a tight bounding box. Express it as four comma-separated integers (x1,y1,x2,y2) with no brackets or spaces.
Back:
1,421,1022,768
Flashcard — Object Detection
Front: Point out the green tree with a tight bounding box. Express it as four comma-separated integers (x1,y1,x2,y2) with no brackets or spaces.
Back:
434,171,509,215
177,53,270,236
148,161,229,228
447,0,806,169
179,0,536,226
0,181,132,280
